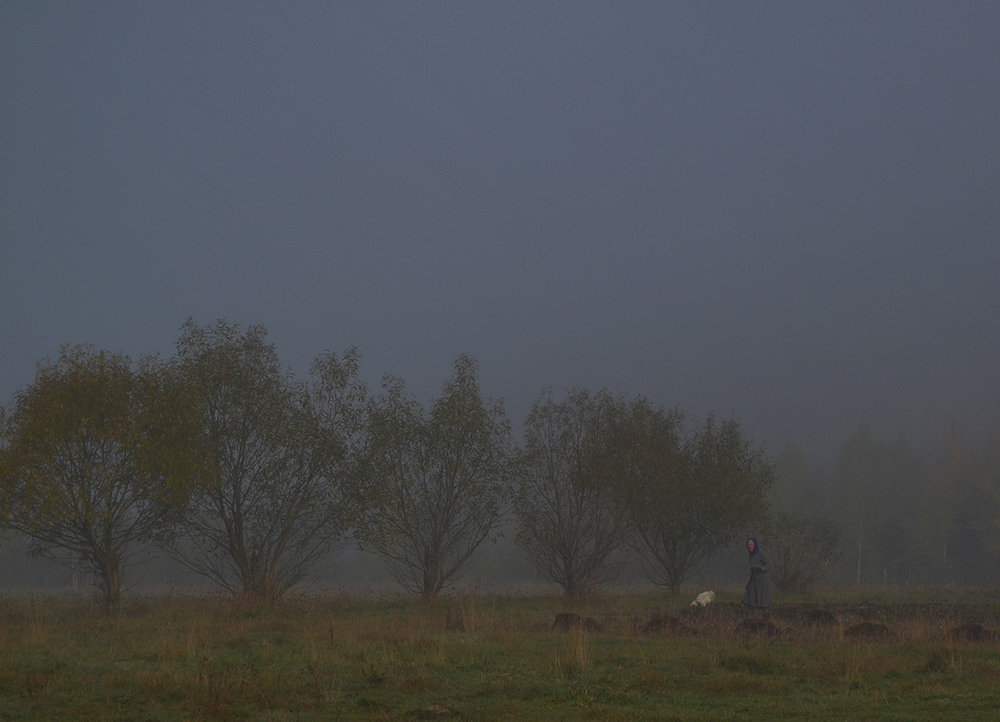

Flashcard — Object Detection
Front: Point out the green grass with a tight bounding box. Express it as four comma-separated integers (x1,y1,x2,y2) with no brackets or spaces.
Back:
1,589,999,720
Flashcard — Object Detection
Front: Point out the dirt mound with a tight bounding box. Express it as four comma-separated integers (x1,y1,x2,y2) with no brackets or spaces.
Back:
642,612,694,636
803,608,839,626
771,606,839,626
947,622,1000,643
844,622,893,641
553,612,602,633
558,600,1000,642
736,618,781,638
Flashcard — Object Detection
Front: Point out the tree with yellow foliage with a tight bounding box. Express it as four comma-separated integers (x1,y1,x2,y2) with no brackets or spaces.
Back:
0,345,203,612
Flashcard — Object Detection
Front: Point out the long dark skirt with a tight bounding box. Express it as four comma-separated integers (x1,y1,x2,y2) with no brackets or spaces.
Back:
743,571,771,608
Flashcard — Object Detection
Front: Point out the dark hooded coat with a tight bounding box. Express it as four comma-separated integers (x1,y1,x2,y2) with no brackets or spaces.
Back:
742,538,773,608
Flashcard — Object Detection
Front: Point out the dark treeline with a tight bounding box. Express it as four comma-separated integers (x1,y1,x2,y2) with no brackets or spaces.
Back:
2,319,999,610
790,424,1000,589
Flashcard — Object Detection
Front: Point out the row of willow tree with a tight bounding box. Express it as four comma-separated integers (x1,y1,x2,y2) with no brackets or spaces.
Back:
4,320,999,611
1,319,783,611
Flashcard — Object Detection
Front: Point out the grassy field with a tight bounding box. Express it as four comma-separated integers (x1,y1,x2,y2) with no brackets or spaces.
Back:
1,588,999,720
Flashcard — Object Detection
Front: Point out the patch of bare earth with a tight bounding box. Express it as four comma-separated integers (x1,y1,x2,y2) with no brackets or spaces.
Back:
560,601,1000,644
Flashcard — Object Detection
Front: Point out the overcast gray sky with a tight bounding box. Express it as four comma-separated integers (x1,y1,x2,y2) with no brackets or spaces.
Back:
3,2,998,467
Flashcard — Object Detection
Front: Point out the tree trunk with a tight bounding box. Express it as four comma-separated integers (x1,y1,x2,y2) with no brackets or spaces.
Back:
100,550,122,614
421,544,440,600
855,517,863,586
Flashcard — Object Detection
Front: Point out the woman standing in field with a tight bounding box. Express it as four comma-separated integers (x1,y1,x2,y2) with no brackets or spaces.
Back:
742,537,773,618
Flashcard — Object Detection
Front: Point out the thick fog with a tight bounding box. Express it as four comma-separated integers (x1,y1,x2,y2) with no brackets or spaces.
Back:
3,3,999,591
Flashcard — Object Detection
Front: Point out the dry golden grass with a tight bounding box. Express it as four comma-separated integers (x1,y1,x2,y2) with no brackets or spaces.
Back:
0,589,998,719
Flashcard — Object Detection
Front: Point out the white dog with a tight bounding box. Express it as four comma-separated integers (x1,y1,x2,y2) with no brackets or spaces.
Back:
690,590,715,607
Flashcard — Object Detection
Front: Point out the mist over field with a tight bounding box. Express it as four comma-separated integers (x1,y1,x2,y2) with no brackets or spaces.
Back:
3,3,999,594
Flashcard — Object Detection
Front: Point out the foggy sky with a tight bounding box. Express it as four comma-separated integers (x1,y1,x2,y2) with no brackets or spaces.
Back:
3,2,999,468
